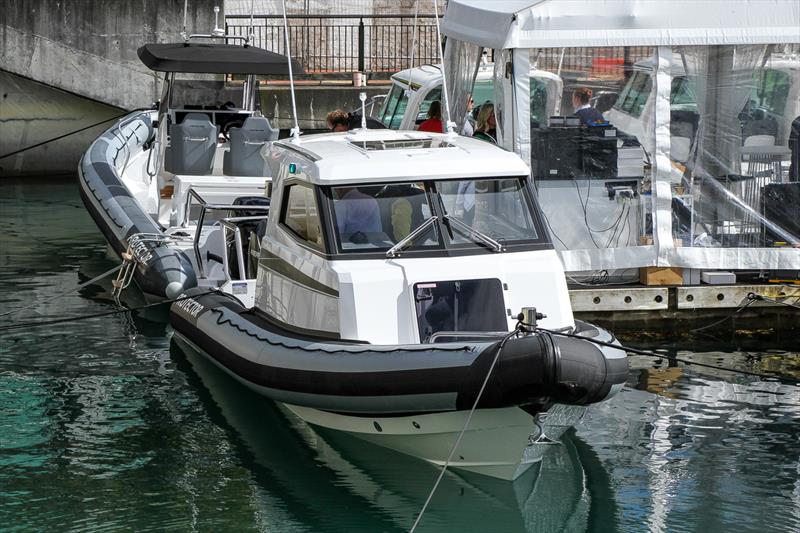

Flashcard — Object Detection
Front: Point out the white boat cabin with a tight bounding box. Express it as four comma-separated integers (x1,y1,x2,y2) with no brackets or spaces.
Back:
378,61,563,132
254,129,576,345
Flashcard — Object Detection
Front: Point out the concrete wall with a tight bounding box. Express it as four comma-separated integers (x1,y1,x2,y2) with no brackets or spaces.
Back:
261,85,388,129
0,0,217,109
0,71,122,177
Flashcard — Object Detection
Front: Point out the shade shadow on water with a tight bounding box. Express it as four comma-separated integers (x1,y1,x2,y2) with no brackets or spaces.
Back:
1,177,799,532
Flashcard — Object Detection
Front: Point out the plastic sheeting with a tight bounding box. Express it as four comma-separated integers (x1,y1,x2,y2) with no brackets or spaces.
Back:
442,0,800,50
438,1,800,276
442,39,483,133
664,45,800,269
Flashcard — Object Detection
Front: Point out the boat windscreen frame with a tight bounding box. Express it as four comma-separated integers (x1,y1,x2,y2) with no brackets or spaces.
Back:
316,175,554,261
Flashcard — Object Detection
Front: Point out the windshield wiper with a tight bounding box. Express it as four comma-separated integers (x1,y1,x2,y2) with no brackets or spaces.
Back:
385,216,438,258
443,215,506,253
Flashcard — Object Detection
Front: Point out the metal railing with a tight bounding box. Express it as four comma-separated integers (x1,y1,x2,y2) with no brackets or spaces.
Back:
532,47,654,79
219,215,269,281
227,13,653,82
226,14,441,74
182,189,270,279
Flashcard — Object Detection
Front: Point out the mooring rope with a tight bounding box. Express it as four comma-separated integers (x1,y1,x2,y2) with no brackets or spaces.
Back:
531,326,800,386
0,292,213,334
690,290,800,333
0,264,123,319
0,112,133,160
409,324,523,532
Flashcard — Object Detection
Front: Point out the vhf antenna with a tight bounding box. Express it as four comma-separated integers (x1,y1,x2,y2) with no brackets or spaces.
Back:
281,0,301,142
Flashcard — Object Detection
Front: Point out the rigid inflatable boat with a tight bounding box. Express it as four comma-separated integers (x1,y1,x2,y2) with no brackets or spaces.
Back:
78,27,300,300
171,127,629,480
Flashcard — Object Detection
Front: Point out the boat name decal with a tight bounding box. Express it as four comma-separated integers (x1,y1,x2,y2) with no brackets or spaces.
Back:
127,236,154,264
175,296,205,318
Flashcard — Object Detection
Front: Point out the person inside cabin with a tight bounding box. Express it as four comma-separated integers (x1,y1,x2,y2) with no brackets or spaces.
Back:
334,187,382,244
572,86,606,126
454,180,476,226
376,183,427,241
418,100,444,133
472,103,497,144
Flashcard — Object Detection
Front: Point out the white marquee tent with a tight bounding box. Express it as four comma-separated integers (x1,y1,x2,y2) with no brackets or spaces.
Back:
441,0,800,274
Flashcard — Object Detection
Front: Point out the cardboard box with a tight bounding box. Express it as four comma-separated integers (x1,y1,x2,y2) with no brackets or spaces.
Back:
640,266,683,286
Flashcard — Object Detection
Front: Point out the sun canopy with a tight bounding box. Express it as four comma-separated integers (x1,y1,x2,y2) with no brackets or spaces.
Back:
137,43,304,75
441,0,800,49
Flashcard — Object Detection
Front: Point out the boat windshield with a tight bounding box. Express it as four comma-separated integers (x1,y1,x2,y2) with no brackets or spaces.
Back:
329,182,441,253
327,177,540,255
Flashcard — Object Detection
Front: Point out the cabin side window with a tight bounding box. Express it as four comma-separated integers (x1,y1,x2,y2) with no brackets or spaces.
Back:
416,86,442,124
380,84,410,130
613,71,653,118
280,183,324,250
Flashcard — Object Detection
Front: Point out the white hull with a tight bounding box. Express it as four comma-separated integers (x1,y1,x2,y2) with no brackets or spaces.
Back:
283,403,586,481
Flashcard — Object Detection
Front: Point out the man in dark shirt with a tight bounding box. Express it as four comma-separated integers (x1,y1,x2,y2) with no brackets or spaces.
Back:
790,114,800,181
572,86,606,126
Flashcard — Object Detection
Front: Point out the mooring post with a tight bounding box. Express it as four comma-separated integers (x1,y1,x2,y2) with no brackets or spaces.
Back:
358,17,365,74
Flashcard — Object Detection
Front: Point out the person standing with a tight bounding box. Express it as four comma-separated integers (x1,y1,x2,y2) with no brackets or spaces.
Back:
461,97,475,137
472,103,497,144
789,114,800,181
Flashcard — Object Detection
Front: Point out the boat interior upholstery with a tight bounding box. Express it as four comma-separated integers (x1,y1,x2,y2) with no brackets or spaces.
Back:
223,116,278,176
165,110,278,177
166,112,220,175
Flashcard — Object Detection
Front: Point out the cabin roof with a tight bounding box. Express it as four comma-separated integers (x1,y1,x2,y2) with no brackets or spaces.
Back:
137,42,304,75
273,130,530,185
390,62,560,88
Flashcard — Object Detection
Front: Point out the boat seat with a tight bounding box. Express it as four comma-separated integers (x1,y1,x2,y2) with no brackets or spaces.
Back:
223,116,278,176
167,113,219,175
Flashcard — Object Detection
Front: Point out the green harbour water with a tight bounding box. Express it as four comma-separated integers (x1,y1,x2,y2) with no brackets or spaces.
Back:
1,177,799,532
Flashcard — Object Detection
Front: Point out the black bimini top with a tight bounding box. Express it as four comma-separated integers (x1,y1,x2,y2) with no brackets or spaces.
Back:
137,42,304,75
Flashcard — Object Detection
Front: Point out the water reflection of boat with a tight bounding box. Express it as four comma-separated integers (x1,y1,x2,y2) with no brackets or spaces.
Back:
173,335,618,532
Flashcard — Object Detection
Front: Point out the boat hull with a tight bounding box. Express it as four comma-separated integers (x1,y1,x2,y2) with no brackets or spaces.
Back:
283,403,585,480
170,287,627,479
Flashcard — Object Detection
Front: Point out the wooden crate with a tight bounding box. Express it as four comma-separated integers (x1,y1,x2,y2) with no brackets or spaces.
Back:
640,266,683,286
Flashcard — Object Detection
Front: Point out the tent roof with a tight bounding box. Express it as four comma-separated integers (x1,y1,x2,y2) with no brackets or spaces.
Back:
441,0,800,49
137,42,304,75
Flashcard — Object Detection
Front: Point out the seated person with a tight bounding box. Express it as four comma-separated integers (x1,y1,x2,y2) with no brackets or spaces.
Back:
334,187,382,243
572,87,606,126
376,183,427,240
418,100,444,133
455,180,476,226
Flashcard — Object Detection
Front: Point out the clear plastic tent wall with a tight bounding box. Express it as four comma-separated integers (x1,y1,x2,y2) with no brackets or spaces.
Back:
441,0,800,279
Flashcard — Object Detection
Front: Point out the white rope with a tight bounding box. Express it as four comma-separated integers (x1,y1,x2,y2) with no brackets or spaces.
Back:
409,326,521,532
0,264,123,319
280,0,301,142
432,0,455,135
